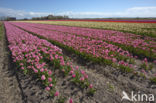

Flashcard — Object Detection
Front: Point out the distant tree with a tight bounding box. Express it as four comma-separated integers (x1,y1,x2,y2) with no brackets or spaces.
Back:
24,18,28,20
0,16,16,21
5,17,16,21
63,15,69,19
0,16,6,20
31,14,69,20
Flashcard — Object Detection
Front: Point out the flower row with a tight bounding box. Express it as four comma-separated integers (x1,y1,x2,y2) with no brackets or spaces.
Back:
11,22,139,72
4,22,94,102
12,22,156,60
21,20,156,38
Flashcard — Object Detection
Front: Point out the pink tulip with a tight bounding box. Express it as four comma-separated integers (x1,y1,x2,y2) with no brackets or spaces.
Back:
21,67,24,70
80,77,84,81
49,83,53,87
144,58,148,63
72,74,76,78
48,77,52,82
54,91,59,96
41,75,46,80
75,66,79,70
48,70,52,75
20,63,24,66
45,68,48,71
84,75,88,79
89,84,93,88
40,68,44,72
80,70,85,75
70,70,74,74
69,98,73,103
112,58,117,62
45,86,50,91
34,69,38,73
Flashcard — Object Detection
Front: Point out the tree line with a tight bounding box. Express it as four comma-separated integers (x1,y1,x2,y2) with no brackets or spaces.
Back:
31,15,69,20
0,15,69,21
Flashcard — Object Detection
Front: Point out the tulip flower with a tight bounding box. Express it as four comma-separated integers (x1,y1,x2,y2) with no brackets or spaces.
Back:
41,75,46,80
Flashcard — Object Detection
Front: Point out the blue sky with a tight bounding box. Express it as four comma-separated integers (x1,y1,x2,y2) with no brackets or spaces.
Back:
0,0,156,19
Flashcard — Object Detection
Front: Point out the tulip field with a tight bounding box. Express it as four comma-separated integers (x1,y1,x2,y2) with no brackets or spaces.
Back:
21,20,156,38
0,20,156,103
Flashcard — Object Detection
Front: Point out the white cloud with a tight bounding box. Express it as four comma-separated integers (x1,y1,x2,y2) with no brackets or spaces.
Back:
0,7,52,19
56,7,156,18
0,7,156,19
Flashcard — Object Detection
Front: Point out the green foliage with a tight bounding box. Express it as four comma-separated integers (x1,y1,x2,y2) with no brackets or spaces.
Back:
57,96,67,103
107,82,115,92
140,63,153,70
149,64,154,70
23,68,28,75
110,41,155,61
49,88,56,97
88,88,96,95
0,22,4,40
129,58,135,64
140,63,148,70
140,72,146,78
119,64,133,73
150,77,156,84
